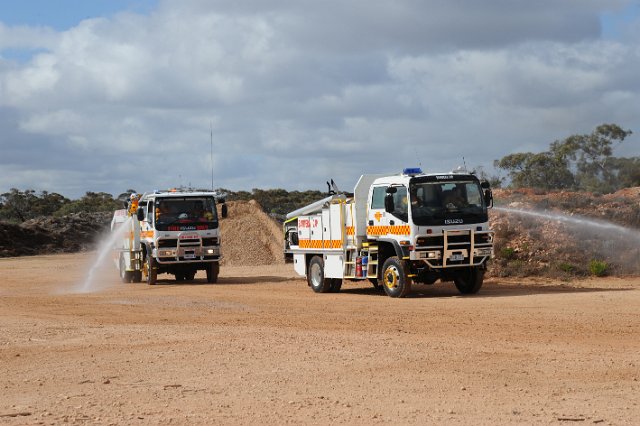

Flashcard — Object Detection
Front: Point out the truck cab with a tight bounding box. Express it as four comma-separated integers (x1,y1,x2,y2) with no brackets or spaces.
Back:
365,169,494,296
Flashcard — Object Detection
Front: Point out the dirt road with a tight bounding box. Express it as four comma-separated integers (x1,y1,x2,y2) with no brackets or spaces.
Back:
1,253,639,425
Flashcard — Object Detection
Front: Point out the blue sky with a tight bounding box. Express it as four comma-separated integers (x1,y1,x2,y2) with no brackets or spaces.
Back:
1,1,639,198
600,2,640,38
0,0,157,30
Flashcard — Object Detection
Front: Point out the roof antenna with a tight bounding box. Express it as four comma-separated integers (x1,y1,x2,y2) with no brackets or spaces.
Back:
462,156,468,172
414,148,423,168
210,121,214,191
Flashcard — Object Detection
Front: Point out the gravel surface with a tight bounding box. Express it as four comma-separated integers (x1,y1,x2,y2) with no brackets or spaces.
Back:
1,253,639,425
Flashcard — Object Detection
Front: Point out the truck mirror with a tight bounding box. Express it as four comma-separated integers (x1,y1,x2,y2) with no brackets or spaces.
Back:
384,194,395,213
481,181,491,189
136,207,145,221
484,189,494,208
386,186,397,194
221,203,228,218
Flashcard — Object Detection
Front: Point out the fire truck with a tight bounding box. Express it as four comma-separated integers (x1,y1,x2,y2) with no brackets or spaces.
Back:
111,189,227,285
283,168,494,298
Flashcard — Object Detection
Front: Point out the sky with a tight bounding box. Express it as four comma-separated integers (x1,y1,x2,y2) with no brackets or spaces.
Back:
1,0,639,198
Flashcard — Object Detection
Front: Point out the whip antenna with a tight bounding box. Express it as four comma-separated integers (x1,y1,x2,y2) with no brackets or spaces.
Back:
210,121,214,191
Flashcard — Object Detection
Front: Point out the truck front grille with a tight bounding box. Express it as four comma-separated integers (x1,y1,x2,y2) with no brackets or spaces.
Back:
158,239,178,248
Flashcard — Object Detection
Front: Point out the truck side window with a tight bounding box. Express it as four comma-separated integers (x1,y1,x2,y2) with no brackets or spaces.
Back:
371,187,386,209
391,186,408,222
146,201,154,222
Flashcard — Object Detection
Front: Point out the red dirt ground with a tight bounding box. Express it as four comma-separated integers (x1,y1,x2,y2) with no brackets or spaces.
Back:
1,253,639,425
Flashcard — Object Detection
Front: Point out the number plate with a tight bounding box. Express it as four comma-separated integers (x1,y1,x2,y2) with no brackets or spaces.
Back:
184,251,196,259
449,254,464,261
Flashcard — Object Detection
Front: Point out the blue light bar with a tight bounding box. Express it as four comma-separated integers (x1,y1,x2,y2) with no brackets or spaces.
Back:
403,167,423,175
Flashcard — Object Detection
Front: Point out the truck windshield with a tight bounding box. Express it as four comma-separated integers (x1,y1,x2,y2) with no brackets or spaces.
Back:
409,180,486,226
155,197,218,230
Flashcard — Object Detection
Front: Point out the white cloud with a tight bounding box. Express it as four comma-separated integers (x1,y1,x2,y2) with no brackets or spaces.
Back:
0,0,639,197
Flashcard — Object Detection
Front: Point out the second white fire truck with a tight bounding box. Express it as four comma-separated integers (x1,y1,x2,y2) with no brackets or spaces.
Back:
284,168,494,298
111,189,227,285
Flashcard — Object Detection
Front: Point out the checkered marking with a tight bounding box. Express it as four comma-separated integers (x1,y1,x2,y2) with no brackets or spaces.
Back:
367,225,411,236
299,239,343,249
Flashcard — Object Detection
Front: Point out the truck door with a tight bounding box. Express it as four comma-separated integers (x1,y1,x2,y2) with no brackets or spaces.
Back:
367,185,409,238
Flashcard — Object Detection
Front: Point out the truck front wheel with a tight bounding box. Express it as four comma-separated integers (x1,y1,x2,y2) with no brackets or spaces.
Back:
307,256,331,293
381,256,411,298
119,255,133,283
454,267,484,294
206,263,219,283
146,255,157,285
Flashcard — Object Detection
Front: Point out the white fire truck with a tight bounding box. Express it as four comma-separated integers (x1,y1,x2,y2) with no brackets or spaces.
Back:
111,189,227,285
283,168,494,298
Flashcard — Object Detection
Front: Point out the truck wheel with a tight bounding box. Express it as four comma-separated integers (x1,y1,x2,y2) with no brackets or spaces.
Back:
381,256,411,298
146,256,157,285
206,263,219,283
454,267,484,294
307,256,331,293
119,255,133,283
329,279,342,293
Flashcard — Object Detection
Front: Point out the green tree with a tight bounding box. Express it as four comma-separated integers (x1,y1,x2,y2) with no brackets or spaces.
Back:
495,123,635,192
56,192,121,215
0,188,39,222
494,152,575,190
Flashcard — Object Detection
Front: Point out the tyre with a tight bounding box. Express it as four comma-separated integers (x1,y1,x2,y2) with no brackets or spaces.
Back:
119,255,133,283
381,256,411,298
329,278,342,293
206,263,219,283
307,256,331,293
454,267,484,294
146,255,157,285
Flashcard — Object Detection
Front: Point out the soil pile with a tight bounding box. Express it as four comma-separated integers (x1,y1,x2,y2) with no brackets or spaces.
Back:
219,200,284,266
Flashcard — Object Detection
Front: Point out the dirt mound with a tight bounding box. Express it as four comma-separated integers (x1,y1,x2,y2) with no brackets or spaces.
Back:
0,212,112,257
219,200,285,266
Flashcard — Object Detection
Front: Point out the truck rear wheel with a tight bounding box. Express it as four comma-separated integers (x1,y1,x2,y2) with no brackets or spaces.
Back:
308,256,331,293
454,267,484,294
381,256,411,298
146,255,157,285
206,263,219,283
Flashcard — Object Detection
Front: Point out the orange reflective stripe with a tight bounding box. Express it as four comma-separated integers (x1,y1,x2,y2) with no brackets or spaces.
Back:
367,225,410,236
298,239,342,249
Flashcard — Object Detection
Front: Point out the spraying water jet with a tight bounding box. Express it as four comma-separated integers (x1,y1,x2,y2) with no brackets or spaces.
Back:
494,206,640,275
